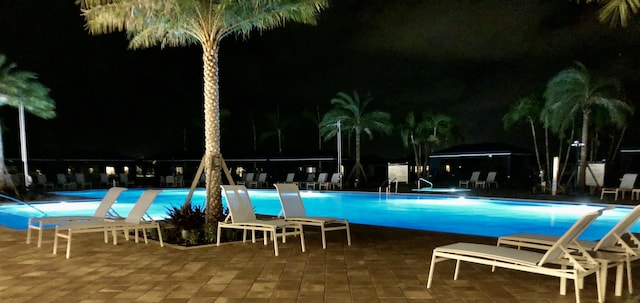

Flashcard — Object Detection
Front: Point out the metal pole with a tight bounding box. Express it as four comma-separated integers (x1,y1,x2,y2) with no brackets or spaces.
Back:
18,104,29,187
337,120,342,188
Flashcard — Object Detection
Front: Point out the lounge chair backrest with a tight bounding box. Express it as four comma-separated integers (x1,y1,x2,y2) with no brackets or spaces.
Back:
257,173,267,182
594,204,640,250
221,185,257,223
100,173,108,183
285,173,295,183
244,173,255,182
37,174,47,184
119,173,129,183
124,189,162,224
57,173,67,184
75,173,85,184
274,183,307,218
486,172,496,183
330,173,340,183
619,173,638,190
538,208,606,265
469,171,480,182
92,187,128,217
317,173,328,183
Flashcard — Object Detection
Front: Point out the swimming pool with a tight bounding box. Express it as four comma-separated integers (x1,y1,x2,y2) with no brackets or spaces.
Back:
0,188,636,240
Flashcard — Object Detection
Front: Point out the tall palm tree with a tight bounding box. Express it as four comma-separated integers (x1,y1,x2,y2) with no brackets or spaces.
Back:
399,112,423,177
319,90,392,186
503,96,545,182
303,104,324,151
0,55,56,193
259,106,291,154
543,62,632,188
77,0,328,223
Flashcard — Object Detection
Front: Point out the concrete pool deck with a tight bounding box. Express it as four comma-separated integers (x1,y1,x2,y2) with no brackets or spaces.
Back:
1,223,638,303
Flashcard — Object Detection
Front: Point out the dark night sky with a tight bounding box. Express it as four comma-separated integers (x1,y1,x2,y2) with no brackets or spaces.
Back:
1,0,640,161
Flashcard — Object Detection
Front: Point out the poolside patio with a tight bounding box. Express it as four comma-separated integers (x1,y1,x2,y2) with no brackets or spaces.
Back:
1,223,638,303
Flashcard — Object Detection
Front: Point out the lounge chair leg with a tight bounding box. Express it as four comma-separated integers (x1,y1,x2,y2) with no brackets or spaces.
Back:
156,226,164,247
216,225,222,246
37,222,43,248
427,254,437,288
52,226,59,255
142,228,148,244
66,230,72,259
321,225,327,249
573,278,580,303
299,225,305,252
26,221,33,245
560,265,567,295
346,223,351,246
626,258,633,295
272,228,279,256
453,260,461,280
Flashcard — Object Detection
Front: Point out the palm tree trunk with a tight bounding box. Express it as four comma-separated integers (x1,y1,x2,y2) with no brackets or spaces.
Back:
202,40,223,225
578,109,590,188
544,122,551,184
410,134,420,178
252,117,257,151
528,118,543,179
610,127,626,163
277,129,282,154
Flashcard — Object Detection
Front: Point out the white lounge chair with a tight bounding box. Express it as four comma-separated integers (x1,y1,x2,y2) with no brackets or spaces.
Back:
458,171,480,188
497,204,640,297
27,187,128,248
428,208,608,303
53,189,163,259
75,173,92,189
255,172,268,188
306,172,328,190
56,173,76,190
99,173,110,188
284,173,296,183
119,173,135,187
237,172,255,187
601,173,638,200
36,174,54,191
485,171,498,188
274,183,351,249
218,185,305,256
328,172,342,190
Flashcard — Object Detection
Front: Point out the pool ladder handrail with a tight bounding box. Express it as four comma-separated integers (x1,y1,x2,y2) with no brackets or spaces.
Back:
417,178,433,190
0,193,47,216
379,178,399,195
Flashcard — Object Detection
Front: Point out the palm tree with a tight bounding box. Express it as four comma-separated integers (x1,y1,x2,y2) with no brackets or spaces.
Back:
503,96,545,182
77,0,328,224
578,0,640,27
0,55,56,193
420,113,452,154
303,104,324,151
543,62,632,188
259,106,291,154
399,112,423,177
319,90,392,186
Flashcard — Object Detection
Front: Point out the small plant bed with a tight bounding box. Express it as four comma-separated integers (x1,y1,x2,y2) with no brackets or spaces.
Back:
150,204,247,247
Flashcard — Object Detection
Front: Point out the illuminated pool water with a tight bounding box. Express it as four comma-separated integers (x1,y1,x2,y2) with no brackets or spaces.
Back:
0,188,636,240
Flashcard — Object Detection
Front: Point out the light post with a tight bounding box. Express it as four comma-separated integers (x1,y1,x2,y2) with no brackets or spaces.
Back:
571,140,585,189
